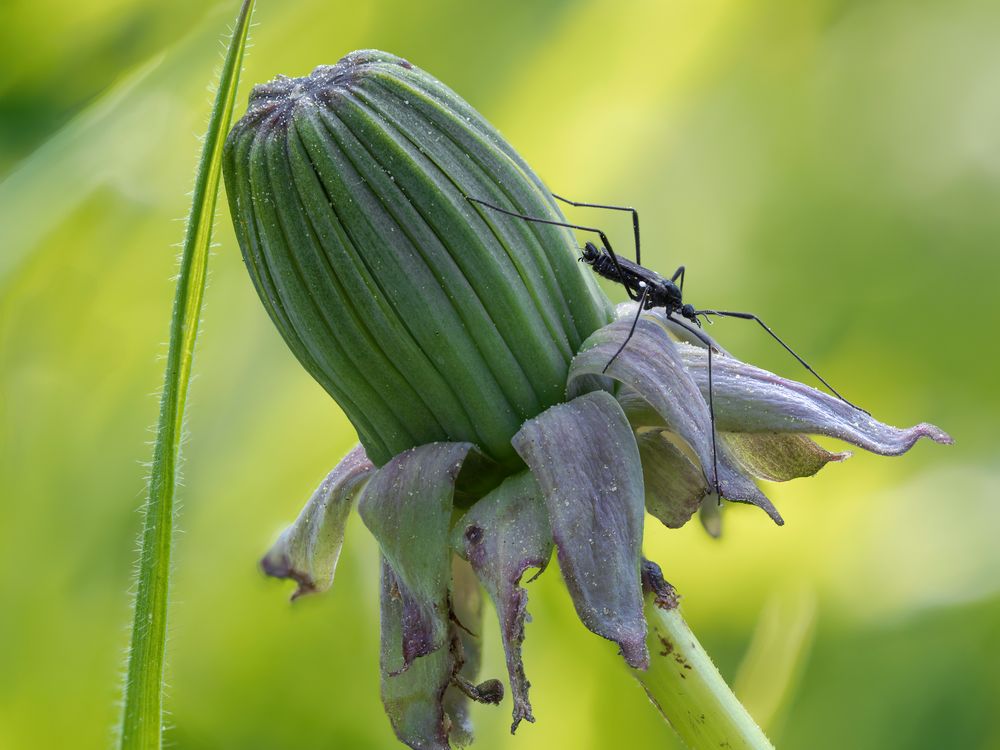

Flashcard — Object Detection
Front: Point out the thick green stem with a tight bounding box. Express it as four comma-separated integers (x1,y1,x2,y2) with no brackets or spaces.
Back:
118,3,254,748
633,566,774,750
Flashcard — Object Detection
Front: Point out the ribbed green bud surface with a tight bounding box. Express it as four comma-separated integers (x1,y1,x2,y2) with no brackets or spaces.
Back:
223,50,612,468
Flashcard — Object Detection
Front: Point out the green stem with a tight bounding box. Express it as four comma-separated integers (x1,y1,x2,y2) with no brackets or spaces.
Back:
118,3,255,748
633,567,774,750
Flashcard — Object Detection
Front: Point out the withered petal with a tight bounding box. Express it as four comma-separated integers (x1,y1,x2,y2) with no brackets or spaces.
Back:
260,444,374,599
723,432,849,482
677,343,953,454
714,439,785,526
512,391,648,669
699,495,723,538
635,430,707,529
569,317,717,487
359,442,476,671
443,557,485,747
636,429,784,527
452,470,553,733
378,558,452,750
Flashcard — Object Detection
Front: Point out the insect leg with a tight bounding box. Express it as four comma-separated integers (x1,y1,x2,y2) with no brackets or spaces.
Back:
707,343,720,499
695,309,869,414
552,193,641,265
666,313,720,495
670,265,686,294
604,284,649,373
466,196,633,291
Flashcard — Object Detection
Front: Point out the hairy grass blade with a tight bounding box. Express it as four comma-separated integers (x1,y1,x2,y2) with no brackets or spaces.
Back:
119,2,255,748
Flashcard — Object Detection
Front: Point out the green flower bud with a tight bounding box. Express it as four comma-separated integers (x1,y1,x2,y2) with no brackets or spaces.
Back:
223,50,612,468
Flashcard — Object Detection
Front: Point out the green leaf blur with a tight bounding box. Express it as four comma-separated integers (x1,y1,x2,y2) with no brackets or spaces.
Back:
0,1,994,749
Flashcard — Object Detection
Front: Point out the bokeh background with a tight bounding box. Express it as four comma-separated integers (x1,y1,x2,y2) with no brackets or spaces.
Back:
2,0,997,747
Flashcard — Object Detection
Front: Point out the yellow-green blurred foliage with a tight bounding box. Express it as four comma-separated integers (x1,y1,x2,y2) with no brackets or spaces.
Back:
1,1,996,748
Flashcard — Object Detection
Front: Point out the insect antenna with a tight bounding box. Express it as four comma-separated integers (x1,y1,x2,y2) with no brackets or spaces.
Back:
466,196,634,296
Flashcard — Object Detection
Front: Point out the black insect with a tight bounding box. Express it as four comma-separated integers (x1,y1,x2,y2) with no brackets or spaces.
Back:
468,193,866,495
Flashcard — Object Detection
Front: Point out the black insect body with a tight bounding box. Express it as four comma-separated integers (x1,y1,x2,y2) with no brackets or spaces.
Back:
469,194,861,405
578,241,700,369
579,235,865,419
469,193,866,498
582,242,686,313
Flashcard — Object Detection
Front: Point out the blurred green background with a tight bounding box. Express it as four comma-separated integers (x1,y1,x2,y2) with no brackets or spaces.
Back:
1,0,996,747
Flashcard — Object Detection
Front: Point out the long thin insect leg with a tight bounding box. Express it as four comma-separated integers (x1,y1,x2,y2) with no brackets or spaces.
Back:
666,313,720,495
696,309,869,415
707,343,720,498
671,265,686,294
552,193,641,265
466,196,633,287
604,284,649,373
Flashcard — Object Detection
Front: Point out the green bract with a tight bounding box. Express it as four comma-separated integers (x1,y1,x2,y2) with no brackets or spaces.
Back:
223,49,612,469
225,49,952,750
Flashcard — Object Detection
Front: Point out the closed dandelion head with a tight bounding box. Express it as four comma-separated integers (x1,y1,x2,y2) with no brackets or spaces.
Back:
223,50,952,749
